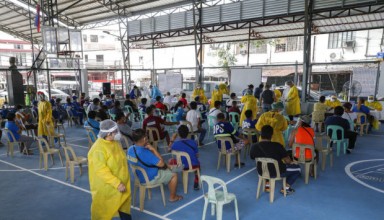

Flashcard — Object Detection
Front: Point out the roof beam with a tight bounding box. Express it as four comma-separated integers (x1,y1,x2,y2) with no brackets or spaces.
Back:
0,24,39,44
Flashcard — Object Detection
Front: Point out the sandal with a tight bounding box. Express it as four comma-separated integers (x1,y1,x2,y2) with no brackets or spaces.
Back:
169,195,183,203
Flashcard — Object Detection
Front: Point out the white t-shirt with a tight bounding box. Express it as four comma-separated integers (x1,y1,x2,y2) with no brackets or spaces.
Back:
163,95,173,106
186,109,201,132
342,112,357,122
208,107,222,125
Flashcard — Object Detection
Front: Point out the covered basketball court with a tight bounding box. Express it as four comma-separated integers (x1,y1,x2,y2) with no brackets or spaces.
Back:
0,0,384,219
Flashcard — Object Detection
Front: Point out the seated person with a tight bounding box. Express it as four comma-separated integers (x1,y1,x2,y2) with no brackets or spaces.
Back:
228,101,241,122
15,105,38,136
163,92,173,107
173,101,185,122
195,96,207,120
5,112,35,155
110,101,124,115
103,94,113,108
65,97,84,125
124,94,139,113
365,95,383,111
97,106,110,121
242,110,258,143
342,102,357,130
170,125,200,190
325,106,358,154
154,96,167,113
213,113,248,167
143,106,178,145
116,112,133,140
250,125,301,195
226,93,237,112
87,98,101,113
127,129,183,202
139,98,147,113
325,95,342,109
208,101,223,125
179,93,188,109
352,97,373,126
186,101,206,146
314,96,331,112
84,111,100,140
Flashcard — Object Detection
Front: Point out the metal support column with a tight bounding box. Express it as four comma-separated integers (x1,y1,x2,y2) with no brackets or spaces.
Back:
302,0,314,102
118,17,131,94
374,62,381,97
193,0,203,84
46,60,51,100
152,39,156,85
294,60,298,84
247,23,251,66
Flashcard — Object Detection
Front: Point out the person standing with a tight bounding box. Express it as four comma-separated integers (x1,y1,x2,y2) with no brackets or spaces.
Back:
285,81,301,121
271,84,282,102
88,120,131,220
260,84,275,113
239,90,258,126
256,102,288,147
37,92,54,137
192,84,207,104
242,84,254,96
365,95,383,111
254,83,264,100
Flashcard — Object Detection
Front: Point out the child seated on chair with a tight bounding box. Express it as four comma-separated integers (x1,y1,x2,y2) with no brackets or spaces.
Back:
213,113,249,167
242,110,258,143
169,125,201,190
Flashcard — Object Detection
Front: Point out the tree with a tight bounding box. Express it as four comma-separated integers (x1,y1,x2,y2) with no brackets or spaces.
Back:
217,43,237,82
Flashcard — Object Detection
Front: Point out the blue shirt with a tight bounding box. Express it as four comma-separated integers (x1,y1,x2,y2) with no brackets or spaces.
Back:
351,105,370,123
127,145,160,184
242,118,258,142
84,118,100,141
197,102,207,118
175,107,184,122
213,121,238,150
5,121,20,141
139,104,146,113
171,139,199,168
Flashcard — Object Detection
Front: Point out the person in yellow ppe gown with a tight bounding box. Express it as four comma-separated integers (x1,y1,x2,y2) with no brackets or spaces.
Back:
239,90,258,126
365,95,383,111
271,84,282,102
285,81,301,120
88,119,131,220
191,84,207,104
218,83,229,96
37,92,54,137
325,95,342,109
256,102,288,146
210,85,223,109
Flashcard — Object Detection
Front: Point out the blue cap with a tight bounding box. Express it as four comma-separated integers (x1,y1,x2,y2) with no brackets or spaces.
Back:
72,96,78,100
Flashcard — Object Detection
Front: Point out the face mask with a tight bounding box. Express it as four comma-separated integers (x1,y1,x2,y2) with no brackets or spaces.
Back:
368,99,374,103
331,99,336,102
114,132,122,141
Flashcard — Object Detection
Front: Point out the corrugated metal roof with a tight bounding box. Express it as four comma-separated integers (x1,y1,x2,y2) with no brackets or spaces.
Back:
0,0,384,48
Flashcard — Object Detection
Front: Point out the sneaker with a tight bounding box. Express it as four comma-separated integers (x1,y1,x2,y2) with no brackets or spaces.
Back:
234,162,245,167
193,182,200,190
280,187,295,195
264,185,270,192
346,149,351,154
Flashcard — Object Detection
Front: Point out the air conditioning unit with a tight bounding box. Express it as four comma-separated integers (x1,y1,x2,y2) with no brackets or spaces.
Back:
240,50,247,55
329,52,343,61
342,40,356,48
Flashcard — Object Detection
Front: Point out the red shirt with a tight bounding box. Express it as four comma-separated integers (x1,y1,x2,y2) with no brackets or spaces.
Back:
180,98,188,108
154,101,166,111
228,106,241,114
143,115,165,139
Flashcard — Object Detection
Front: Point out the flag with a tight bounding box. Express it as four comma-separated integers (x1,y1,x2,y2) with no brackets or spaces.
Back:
34,4,40,33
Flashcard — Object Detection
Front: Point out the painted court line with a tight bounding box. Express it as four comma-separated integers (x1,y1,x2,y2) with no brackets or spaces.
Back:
0,159,169,220
66,137,87,142
66,143,89,149
162,167,256,218
0,165,88,172
351,164,384,174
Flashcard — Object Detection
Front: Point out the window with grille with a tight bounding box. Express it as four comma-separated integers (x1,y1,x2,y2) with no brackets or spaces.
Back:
96,55,104,62
249,41,267,54
328,31,356,49
14,44,23,49
90,35,98,43
275,37,303,52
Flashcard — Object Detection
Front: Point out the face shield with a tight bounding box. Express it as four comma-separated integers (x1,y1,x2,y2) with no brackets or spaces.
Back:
367,96,374,102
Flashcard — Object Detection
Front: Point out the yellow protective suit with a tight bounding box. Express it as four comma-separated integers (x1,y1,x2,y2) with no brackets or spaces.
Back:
218,83,229,96
192,88,207,104
325,100,342,108
365,101,383,111
274,89,282,102
37,100,54,136
88,138,131,220
285,85,301,116
313,102,328,112
239,95,258,126
210,89,223,109
256,111,288,146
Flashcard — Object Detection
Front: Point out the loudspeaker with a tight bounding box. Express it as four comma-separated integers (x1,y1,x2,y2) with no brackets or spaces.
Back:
102,82,111,95
7,66,25,106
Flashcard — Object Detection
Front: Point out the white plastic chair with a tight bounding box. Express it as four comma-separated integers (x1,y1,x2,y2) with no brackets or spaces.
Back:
2,128,26,157
242,128,258,159
315,133,333,171
85,126,97,149
292,143,317,184
201,175,239,220
216,136,241,172
62,145,87,183
146,127,167,153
